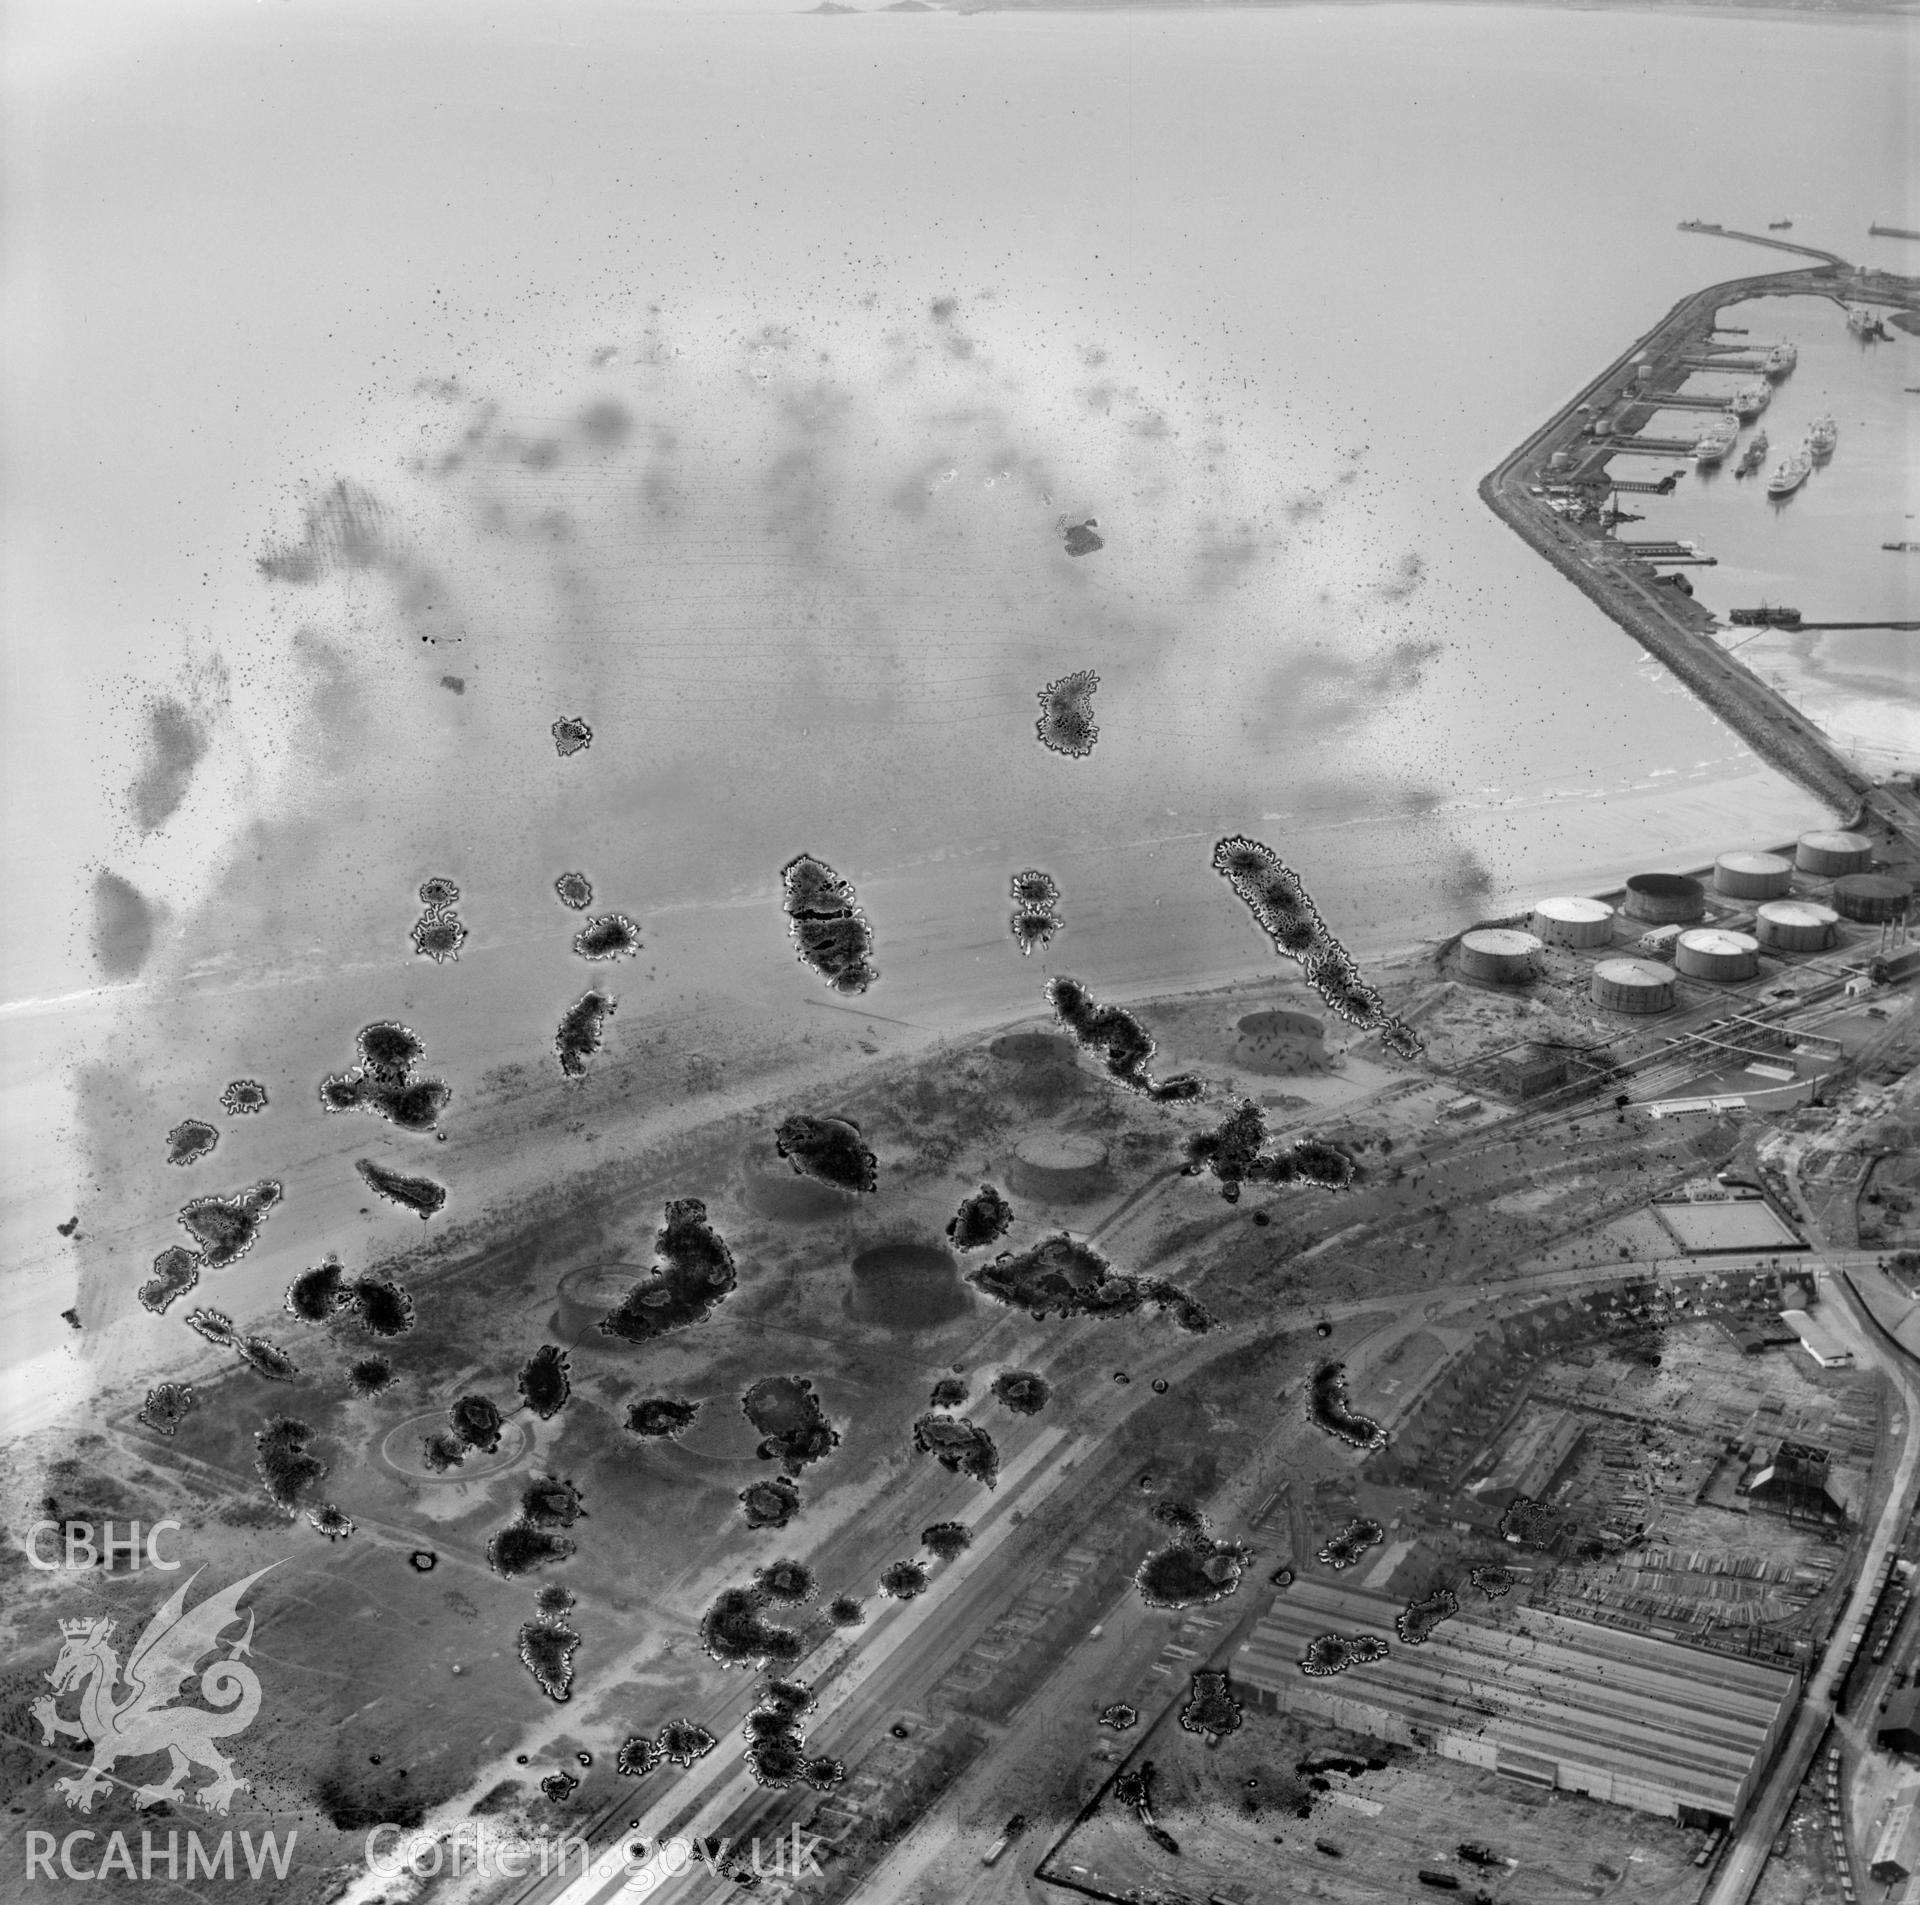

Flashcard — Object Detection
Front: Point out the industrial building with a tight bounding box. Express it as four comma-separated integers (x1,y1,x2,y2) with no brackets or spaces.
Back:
1742,1439,1853,1523
1236,1580,1799,1827
1873,1782,1920,1883
1780,1308,1855,1369
1881,1689,1920,1758
1876,945,1920,987
1465,1405,1586,1510
1498,1044,1570,1100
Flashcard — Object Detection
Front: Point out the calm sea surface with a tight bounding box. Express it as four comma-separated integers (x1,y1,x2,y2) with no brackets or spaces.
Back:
3,4,1913,1362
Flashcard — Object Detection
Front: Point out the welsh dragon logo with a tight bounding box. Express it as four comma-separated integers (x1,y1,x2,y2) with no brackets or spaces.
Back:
32,1564,276,1815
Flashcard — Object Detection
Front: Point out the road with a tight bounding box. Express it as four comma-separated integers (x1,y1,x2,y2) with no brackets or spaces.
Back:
1702,1263,1920,1905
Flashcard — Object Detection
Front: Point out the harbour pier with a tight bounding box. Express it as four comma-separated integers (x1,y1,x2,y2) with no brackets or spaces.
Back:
1480,258,1920,818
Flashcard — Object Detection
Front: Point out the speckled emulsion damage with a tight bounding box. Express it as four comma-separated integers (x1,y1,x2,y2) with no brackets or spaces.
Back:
38,286,1497,1891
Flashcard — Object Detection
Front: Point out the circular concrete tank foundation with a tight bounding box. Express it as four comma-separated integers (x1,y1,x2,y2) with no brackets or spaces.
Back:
1009,1132,1110,1203
848,1242,969,1330
740,1141,858,1222
553,1262,649,1343
1233,1008,1329,1075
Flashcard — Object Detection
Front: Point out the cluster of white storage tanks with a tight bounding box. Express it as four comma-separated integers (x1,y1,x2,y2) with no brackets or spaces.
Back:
1521,828,1892,1016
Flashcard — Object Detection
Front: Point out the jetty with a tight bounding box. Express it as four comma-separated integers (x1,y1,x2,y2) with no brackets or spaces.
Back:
1677,221,1847,268
1481,256,1920,819
1871,224,1920,242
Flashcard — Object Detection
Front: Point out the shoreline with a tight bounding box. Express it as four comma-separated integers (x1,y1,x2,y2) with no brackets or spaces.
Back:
1478,259,1919,823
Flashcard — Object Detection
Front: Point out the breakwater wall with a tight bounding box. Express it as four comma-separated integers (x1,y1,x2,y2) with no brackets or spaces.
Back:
1479,266,1882,819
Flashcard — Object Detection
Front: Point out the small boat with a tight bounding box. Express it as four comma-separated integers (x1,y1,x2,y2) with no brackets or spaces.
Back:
1731,382,1770,420
1846,306,1883,339
1768,219,1794,231
1735,430,1769,477
1767,449,1813,497
1763,343,1797,379
1807,414,1838,459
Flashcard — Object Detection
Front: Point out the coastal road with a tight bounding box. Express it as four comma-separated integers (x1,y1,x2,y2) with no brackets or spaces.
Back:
1702,1264,1920,1905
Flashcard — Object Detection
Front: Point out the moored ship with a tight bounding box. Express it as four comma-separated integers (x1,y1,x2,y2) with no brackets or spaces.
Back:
1735,429,1769,476
1763,342,1797,379
1766,448,1813,497
1807,414,1837,459
1693,417,1739,466
1731,381,1770,420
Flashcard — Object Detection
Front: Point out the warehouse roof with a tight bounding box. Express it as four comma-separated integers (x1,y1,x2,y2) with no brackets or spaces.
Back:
1779,1309,1854,1368
1237,1581,1798,1819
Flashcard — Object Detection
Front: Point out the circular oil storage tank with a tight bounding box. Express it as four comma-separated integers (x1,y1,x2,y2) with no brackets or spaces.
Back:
1712,851,1792,901
1530,896,1614,948
1755,900,1838,953
848,1242,969,1330
1621,873,1706,925
1833,873,1914,924
1591,958,1677,1015
553,1262,646,1342
1457,928,1542,984
1675,928,1760,983
1009,1132,1110,1203
1795,829,1874,878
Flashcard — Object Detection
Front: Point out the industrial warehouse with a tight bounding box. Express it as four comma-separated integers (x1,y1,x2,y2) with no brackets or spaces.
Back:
1236,1579,1801,1827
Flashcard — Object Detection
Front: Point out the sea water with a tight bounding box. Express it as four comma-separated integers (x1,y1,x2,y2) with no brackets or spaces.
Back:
3,3,1912,1383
